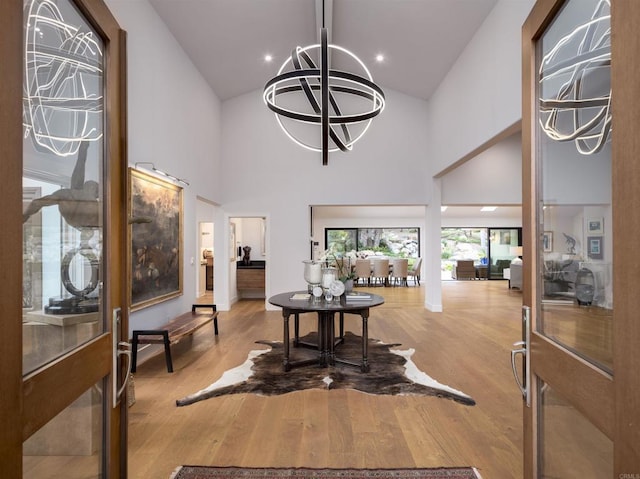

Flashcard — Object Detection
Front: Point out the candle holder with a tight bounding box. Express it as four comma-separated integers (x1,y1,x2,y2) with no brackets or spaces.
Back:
321,266,337,301
303,260,322,293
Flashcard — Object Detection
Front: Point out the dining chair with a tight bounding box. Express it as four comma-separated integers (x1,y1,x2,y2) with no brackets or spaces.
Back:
407,257,422,285
354,259,371,286
390,258,409,286
371,259,389,286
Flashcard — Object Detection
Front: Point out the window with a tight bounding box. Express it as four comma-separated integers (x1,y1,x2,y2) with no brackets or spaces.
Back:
441,227,522,280
324,227,420,258
441,228,487,279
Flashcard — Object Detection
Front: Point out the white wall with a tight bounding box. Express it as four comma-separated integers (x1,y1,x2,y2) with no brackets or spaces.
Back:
105,0,223,333
427,0,535,178
441,132,523,205
313,214,425,240
221,88,430,205
441,215,522,229
219,88,429,309
236,217,266,262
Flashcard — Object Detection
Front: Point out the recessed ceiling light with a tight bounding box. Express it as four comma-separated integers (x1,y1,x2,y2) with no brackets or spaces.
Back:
375,54,384,62
481,206,498,212
264,54,273,62
440,206,448,212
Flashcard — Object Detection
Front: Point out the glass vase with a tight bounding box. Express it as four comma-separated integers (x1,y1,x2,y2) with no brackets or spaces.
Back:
303,260,322,292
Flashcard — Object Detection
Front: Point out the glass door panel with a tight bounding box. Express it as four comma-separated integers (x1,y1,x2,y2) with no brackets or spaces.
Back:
22,0,105,374
537,0,613,371
1,0,125,476
23,379,104,479
539,382,613,478
18,0,127,476
488,228,521,279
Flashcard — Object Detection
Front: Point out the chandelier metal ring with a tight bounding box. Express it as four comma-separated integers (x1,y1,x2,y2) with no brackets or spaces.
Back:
263,31,385,163
264,70,385,122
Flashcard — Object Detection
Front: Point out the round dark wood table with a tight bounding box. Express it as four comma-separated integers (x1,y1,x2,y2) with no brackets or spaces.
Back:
268,291,384,372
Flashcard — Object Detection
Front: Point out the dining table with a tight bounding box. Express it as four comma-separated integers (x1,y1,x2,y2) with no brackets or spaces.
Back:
268,291,384,372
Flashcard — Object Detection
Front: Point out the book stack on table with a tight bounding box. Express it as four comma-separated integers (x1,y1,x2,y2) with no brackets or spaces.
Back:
290,293,311,300
344,292,372,302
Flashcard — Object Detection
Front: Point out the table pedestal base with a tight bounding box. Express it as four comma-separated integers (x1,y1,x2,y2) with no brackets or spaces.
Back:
283,310,369,373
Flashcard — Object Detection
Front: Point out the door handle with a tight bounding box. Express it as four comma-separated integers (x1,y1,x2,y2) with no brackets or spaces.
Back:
112,308,133,408
510,306,531,407
511,342,527,396
115,341,132,407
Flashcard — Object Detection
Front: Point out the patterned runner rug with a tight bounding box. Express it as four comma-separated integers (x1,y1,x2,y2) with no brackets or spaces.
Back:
170,466,482,479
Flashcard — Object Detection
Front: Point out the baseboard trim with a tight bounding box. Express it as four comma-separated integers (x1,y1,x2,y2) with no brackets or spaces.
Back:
426,301,443,312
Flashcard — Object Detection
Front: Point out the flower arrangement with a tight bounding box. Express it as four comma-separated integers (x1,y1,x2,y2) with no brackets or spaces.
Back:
318,248,356,282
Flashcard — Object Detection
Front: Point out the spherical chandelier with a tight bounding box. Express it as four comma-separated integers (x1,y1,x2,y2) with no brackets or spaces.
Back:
263,5,385,166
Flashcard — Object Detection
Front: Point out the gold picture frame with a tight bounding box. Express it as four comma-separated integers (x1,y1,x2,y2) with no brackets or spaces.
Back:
128,168,183,310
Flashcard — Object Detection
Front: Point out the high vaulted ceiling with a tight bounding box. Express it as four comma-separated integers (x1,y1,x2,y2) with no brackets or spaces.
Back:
148,0,498,101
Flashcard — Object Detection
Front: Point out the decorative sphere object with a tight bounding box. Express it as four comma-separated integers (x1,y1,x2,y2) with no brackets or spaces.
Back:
329,280,345,297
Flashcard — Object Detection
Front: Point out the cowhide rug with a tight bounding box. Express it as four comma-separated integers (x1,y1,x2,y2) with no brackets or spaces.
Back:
176,332,475,407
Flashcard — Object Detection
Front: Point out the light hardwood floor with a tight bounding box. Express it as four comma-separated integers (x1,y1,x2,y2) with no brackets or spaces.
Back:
128,280,525,479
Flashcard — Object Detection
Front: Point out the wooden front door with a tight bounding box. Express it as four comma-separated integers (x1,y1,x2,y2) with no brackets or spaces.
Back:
520,0,640,476
0,0,129,477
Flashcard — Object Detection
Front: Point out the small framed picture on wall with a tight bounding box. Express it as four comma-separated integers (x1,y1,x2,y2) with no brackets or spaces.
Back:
587,217,604,235
587,236,603,260
543,231,553,252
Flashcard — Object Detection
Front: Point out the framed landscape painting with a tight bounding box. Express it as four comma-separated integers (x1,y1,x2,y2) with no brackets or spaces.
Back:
129,168,183,311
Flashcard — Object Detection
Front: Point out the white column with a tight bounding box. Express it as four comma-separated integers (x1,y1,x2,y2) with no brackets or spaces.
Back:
425,178,443,312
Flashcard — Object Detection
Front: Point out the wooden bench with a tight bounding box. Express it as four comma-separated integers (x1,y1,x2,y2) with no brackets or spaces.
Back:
131,304,218,373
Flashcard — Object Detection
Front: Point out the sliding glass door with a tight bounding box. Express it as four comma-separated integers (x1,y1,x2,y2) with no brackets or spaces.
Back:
488,228,522,279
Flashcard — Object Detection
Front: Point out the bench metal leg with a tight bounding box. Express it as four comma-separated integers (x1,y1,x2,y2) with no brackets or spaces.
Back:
131,332,139,373
131,330,173,372
161,331,173,373
192,303,219,335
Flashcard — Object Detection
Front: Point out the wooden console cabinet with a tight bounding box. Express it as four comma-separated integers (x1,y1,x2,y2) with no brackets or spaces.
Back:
237,268,265,290
237,261,265,298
